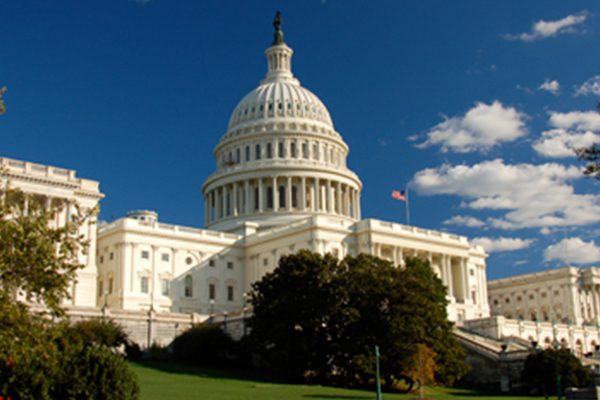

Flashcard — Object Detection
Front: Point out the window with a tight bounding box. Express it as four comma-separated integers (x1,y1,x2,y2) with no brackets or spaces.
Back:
529,294,535,300
209,283,216,300
472,291,477,304
302,142,308,158
108,277,114,294
227,285,234,301
98,279,103,298
141,250,149,259
255,144,261,160
209,259,215,267
290,142,297,158
266,142,272,158
161,279,170,296
505,298,510,304
278,141,284,157
184,275,193,297
493,299,499,305
278,185,285,208
99,255,104,264
109,252,114,261
469,269,474,276
263,258,269,266
541,292,547,298
162,253,170,262
313,144,319,160
227,262,233,270
245,146,250,161
236,148,240,163
517,295,522,302
554,290,560,296
140,277,149,294
292,186,298,208
186,256,193,265
267,186,274,209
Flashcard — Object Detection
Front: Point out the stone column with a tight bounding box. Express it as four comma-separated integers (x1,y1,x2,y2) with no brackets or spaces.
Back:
286,176,292,210
244,180,250,214
445,256,455,300
222,186,228,217
324,180,330,213
314,179,320,212
272,177,279,211
204,194,209,225
336,182,342,214
232,182,238,216
130,243,137,292
300,177,306,211
258,178,264,212
461,257,470,304
356,190,361,219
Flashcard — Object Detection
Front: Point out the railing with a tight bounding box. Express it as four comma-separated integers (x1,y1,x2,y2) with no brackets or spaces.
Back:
98,218,240,240
0,157,100,192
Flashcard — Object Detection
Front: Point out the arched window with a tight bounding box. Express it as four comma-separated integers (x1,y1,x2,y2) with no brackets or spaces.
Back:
184,275,193,298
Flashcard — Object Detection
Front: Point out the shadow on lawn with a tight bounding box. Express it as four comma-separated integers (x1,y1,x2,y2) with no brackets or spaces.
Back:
132,360,277,382
302,396,371,399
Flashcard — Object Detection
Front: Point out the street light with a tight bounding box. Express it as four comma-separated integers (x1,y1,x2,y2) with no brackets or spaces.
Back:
242,292,247,336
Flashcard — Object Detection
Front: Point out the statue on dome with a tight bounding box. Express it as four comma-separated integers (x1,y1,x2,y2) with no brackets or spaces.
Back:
272,11,285,45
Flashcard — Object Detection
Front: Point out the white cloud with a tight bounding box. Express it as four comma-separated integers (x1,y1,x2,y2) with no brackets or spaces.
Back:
472,237,534,253
549,110,600,131
443,215,486,228
534,110,600,158
575,75,600,96
412,159,600,230
533,128,600,158
544,237,600,264
417,101,527,153
505,12,588,42
538,79,560,95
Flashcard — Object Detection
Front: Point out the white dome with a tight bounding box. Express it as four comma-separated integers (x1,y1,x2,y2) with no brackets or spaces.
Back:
228,81,333,130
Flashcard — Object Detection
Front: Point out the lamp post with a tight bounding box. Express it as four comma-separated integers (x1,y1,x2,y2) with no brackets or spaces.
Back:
375,345,382,400
242,292,247,336
210,299,215,318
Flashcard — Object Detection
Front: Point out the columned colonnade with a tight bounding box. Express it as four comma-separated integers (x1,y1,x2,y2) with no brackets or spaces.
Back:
204,176,360,224
371,242,483,306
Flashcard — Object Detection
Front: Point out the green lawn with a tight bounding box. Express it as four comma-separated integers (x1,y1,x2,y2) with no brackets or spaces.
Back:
131,361,543,400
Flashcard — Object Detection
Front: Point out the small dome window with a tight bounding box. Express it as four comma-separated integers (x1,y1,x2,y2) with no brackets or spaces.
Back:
278,102,282,110
260,105,264,111
268,103,273,111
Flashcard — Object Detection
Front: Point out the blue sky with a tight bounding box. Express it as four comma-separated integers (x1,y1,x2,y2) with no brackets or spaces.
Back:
1,1,599,279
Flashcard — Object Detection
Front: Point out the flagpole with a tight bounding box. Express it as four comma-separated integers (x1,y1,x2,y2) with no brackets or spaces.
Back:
405,188,411,226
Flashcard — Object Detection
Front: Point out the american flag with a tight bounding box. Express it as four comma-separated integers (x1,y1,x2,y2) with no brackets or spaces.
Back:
391,190,406,201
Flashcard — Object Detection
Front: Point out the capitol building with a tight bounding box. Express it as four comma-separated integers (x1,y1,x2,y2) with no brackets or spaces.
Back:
0,19,490,324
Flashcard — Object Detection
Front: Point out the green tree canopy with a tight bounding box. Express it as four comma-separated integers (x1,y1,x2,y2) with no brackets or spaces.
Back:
522,348,590,396
247,251,468,389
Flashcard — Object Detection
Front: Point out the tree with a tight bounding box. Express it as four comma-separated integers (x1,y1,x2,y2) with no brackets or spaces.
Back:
522,348,590,396
0,86,5,115
248,250,346,382
0,187,93,314
0,187,139,399
247,251,468,389
574,101,600,180
575,144,600,180
403,344,437,398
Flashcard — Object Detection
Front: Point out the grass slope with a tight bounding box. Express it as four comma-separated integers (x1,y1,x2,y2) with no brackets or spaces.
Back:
131,361,542,400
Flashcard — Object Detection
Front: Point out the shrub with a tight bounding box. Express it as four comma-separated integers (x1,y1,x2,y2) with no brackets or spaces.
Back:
70,318,129,348
52,345,139,399
172,324,235,367
522,348,590,396
0,304,139,400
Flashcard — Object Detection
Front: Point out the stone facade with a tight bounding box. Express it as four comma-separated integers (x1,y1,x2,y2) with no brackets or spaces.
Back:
0,157,104,307
488,266,600,326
